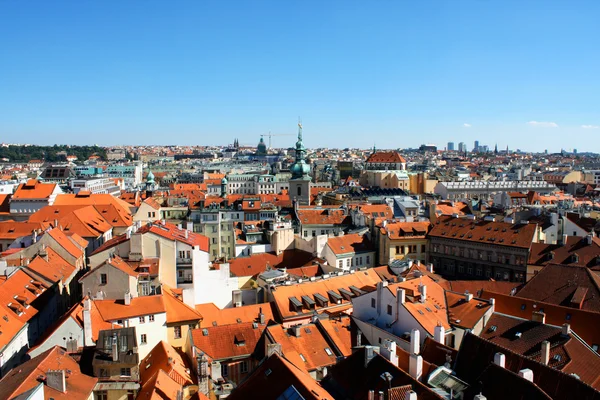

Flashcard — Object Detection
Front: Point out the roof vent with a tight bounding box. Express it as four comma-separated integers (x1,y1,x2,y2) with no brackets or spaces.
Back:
515,332,522,339
202,328,209,336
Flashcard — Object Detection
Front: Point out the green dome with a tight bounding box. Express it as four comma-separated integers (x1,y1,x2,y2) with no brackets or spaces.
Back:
221,177,228,184
146,171,155,183
290,160,310,179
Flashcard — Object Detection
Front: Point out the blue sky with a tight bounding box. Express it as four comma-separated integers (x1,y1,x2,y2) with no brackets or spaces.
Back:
1,1,599,152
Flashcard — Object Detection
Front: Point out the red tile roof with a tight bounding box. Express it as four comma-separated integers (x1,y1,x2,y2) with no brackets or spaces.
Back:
0,346,97,400
266,324,338,372
296,208,351,226
195,302,275,327
366,151,406,164
381,221,431,239
326,233,374,255
516,263,600,312
190,322,265,360
528,236,600,268
12,179,57,200
137,221,209,252
226,250,316,278
429,215,537,249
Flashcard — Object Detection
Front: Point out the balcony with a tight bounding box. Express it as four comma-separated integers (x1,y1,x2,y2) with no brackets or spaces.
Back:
177,257,192,265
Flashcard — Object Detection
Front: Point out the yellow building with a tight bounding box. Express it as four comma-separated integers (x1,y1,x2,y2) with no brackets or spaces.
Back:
378,221,431,265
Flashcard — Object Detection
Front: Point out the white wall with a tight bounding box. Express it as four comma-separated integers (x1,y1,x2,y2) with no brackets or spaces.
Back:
235,243,272,257
187,247,238,308
28,318,83,358
121,312,167,360
0,325,29,377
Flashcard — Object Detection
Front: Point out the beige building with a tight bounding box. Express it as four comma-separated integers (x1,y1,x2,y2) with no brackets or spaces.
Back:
378,221,430,265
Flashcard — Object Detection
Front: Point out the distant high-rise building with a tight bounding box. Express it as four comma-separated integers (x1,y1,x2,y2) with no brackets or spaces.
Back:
447,142,455,151
458,142,467,153
474,140,480,152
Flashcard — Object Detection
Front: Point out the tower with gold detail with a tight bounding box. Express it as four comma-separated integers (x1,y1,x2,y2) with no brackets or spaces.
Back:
288,122,311,205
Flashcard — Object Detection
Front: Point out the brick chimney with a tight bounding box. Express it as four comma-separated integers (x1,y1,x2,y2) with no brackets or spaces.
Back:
46,370,66,393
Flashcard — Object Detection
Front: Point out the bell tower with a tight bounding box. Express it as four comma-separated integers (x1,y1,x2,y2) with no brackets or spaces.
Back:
288,121,311,205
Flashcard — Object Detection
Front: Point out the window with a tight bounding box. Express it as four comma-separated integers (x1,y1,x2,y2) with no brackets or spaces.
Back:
593,344,599,353
241,360,248,374
312,230,316,237
297,186,301,196
96,391,108,400
387,304,393,315
99,368,109,377
149,315,155,322
100,274,107,285
303,230,308,237
396,246,400,254
338,260,343,268
421,244,426,253
321,230,325,235
371,298,376,308
324,347,333,356
139,316,145,324
346,259,351,267
127,390,135,400
366,255,370,264
120,367,131,377
221,363,228,377
174,326,182,339
141,334,147,344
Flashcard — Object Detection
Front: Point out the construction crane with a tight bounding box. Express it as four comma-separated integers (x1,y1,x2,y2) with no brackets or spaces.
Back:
261,132,294,149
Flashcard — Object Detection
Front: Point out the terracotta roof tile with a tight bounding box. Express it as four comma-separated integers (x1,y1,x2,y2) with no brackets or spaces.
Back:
326,233,374,256
381,221,431,239
366,151,406,164
0,346,97,400
95,295,166,321
190,322,265,360
226,250,316,278
12,179,58,200
429,215,536,249
195,302,275,327
137,221,209,252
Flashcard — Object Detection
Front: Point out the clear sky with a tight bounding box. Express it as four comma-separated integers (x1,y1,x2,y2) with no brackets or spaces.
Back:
1,1,599,152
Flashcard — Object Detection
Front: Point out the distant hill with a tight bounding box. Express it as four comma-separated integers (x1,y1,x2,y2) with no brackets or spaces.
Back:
0,145,106,163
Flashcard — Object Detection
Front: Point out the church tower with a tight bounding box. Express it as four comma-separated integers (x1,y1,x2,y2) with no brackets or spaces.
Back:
288,122,311,205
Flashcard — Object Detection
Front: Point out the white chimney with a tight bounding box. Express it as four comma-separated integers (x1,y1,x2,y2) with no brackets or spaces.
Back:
405,391,417,400
124,291,131,305
426,263,434,273
83,299,93,347
465,292,473,302
397,288,406,305
518,368,534,382
381,339,398,366
541,340,550,365
46,370,66,393
532,311,546,324
410,329,420,355
489,298,496,306
562,233,568,245
586,234,593,245
493,352,505,368
474,395,487,400
368,391,375,400
419,284,427,303
434,323,445,344
562,323,571,336
409,354,423,380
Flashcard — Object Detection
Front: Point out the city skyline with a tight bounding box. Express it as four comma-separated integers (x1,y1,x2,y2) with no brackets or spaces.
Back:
1,1,599,151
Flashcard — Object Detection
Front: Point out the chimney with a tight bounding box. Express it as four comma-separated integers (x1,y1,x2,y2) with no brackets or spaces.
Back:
409,354,423,380
562,233,568,245
259,310,265,325
410,329,420,355
32,230,38,243
532,311,546,324
381,339,398,366
465,291,473,302
541,340,550,365
66,338,78,353
292,326,301,337
493,352,505,368
46,370,66,393
434,323,445,344
474,395,487,400
112,335,119,361
426,263,434,273
405,391,417,400
232,290,242,307
83,299,93,347
419,284,427,303
124,291,131,306
356,329,362,347
185,230,189,239
267,343,282,357
54,219,59,228
364,345,376,367
587,234,594,245
368,391,375,400
489,298,496,306
562,323,571,336
397,288,406,305
518,368,534,382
